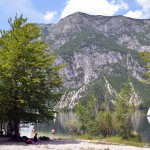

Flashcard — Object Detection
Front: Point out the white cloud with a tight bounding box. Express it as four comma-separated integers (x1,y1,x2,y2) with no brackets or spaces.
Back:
136,0,150,9
125,10,144,19
61,0,128,18
125,0,150,19
43,11,57,22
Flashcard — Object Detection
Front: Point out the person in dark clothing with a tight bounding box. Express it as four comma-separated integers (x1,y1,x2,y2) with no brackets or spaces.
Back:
34,133,38,142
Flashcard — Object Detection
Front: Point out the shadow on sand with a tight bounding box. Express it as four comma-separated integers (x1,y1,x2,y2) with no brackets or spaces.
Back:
0,137,81,146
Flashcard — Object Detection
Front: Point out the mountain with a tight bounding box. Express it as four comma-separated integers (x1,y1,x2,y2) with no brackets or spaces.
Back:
39,12,150,110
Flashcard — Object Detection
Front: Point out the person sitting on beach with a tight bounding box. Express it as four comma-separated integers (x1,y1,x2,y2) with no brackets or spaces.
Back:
51,129,55,139
34,133,38,142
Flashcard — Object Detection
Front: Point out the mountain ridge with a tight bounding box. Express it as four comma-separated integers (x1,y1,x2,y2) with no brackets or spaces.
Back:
40,12,150,109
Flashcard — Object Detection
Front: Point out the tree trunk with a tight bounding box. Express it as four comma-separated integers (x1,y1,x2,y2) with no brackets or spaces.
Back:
14,120,20,140
0,121,3,136
14,121,19,135
13,87,20,139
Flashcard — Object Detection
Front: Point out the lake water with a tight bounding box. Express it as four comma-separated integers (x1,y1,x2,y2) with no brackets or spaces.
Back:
20,111,76,138
132,110,150,142
20,110,150,142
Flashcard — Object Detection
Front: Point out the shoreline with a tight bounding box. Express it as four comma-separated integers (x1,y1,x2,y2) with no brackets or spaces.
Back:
0,139,150,150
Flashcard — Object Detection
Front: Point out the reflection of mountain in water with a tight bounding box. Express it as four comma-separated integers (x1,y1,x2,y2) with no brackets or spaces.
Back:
147,117,150,124
147,108,150,117
131,110,145,131
34,112,76,137
132,110,150,142
20,111,150,142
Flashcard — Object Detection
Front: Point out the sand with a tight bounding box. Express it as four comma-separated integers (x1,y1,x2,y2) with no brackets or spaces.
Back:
0,139,150,150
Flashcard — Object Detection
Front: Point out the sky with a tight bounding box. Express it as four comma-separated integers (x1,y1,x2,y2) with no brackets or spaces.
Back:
0,0,150,30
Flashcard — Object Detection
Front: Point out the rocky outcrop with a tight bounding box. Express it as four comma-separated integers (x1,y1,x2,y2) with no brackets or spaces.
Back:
40,12,150,51
57,51,145,88
40,12,150,109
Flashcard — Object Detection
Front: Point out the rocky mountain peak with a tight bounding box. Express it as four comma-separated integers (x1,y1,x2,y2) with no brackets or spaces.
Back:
40,12,150,109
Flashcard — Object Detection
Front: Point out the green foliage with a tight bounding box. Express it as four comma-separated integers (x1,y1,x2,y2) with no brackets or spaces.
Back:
101,73,149,108
75,81,142,140
96,110,114,137
76,102,87,125
130,50,146,66
134,32,150,46
77,135,145,147
105,135,144,147
75,95,99,135
105,74,127,92
0,15,63,135
140,51,150,83
131,78,150,108
110,63,128,78
54,31,131,57
84,79,106,105
114,82,134,139
85,120,99,135
65,117,81,136
54,31,145,67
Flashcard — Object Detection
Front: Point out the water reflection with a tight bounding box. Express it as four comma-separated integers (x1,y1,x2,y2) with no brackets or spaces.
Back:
147,117,150,124
20,111,76,138
20,110,150,142
132,110,150,142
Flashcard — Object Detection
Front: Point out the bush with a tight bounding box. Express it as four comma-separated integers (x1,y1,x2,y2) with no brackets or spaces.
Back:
130,131,142,142
96,110,114,137
65,117,81,136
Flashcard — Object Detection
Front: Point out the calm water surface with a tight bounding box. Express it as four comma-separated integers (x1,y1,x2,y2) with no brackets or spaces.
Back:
20,110,150,142
20,111,76,138
132,110,150,142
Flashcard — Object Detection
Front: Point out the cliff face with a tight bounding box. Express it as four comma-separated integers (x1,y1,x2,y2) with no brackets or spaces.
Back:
39,12,150,109
41,12,150,51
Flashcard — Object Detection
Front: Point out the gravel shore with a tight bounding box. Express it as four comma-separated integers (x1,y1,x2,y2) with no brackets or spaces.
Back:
0,139,150,150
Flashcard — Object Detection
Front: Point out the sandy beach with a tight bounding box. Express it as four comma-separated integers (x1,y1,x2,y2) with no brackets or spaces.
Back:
0,139,150,150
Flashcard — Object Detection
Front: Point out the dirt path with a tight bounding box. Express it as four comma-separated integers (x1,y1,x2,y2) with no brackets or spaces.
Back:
0,140,150,150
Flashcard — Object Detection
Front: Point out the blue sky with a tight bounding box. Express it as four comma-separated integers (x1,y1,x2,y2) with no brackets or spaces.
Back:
0,0,150,30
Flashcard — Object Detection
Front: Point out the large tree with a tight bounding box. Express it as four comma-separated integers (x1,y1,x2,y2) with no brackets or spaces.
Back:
0,15,63,136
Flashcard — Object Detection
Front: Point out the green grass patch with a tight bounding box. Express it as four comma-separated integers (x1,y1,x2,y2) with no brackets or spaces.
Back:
76,135,148,147
104,136,146,147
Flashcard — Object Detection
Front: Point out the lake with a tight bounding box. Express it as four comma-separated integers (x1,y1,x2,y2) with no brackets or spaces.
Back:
20,110,150,142
132,110,150,142
20,111,76,138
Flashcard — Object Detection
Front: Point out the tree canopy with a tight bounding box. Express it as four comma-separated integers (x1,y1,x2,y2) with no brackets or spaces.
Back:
0,15,63,135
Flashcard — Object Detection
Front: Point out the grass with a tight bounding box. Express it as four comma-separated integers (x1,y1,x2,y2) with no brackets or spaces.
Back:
76,135,148,148
102,136,146,147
